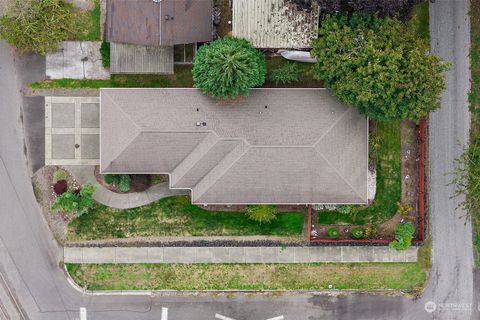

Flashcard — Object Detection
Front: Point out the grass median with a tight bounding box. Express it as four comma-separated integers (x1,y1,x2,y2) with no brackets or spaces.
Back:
66,262,427,291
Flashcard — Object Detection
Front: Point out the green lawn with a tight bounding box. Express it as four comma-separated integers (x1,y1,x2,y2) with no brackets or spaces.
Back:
70,0,101,41
31,65,194,89
66,262,426,291
410,2,429,41
319,122,401,225
265,57,323,88
67,196,304,240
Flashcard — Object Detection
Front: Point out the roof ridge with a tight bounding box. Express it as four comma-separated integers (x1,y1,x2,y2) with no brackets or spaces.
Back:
313,106,352,147
314,147,365,202
192,139,250,203
101,91,141,171
170,132,220,186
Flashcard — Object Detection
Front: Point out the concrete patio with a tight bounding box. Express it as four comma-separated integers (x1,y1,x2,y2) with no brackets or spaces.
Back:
46,41,110,79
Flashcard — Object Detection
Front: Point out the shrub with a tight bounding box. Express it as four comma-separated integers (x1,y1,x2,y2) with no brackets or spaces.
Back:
389,222,415,251
104,174,117,185
104,174,131,192
397,202,413,218
451,141,480,219
245,205,277,224
270,62,299,86
193,37,266,98
51,182,96,216
118,174,131,192
364,225,379,239
311,13,448,121
335,205,352,215
327,227,340,239
351,227,364,239
53,168,68,182
0,0,75,55
100,41,110,68
53,180,68,195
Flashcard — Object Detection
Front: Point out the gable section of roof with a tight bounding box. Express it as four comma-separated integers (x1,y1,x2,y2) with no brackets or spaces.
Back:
100,91,141,172
315,108,368,201
194,147,365,204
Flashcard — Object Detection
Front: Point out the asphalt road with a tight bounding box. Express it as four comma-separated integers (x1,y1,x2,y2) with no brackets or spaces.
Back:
0,0,475,319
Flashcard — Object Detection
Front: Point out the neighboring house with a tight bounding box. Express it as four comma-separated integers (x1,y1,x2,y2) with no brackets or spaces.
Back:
106,0,213,74
100,88,368,205
232,0,320,49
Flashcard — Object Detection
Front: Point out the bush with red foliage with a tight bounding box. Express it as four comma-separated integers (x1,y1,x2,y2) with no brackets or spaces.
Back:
53,180,68,195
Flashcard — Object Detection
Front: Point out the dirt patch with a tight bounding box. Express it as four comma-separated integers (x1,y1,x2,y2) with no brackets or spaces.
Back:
401,121,420,218
32,166,78,244
93,166,168,193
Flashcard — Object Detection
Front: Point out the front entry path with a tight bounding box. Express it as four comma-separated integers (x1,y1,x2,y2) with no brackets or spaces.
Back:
64,246,418,264
66,165,188,209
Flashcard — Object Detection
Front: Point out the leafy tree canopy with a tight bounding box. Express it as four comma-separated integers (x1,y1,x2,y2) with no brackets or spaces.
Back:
311,13,448,121
193,37,266,98
0,0,74,55
389,222,415,251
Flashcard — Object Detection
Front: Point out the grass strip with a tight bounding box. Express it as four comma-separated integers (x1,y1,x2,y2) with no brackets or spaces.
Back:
67,196,304,240
66,262,427,291
30,58,322,89
469,0,480,266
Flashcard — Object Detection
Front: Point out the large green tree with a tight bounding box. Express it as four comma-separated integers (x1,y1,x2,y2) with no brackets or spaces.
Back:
193,37,266,99
311,13,447,121
0,0,74,55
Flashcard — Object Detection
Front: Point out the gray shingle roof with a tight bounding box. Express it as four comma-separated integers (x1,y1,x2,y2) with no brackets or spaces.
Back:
100,88,368,204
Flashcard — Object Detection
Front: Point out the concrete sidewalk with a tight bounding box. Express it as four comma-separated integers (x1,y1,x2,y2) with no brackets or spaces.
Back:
64,246,418,264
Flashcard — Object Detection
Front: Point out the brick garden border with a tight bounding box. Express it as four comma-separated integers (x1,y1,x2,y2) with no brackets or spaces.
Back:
308,118,427,245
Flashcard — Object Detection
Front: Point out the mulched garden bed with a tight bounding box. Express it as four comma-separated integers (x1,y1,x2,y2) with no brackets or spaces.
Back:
94,166,168,194
32,166,79,243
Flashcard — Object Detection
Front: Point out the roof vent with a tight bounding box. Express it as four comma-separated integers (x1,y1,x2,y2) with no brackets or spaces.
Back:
202,122,207,126
196,122,201,127
153,0,161,3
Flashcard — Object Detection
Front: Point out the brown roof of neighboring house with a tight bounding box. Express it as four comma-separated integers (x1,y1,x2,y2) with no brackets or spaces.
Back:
100,88,368,205
106,0,213,46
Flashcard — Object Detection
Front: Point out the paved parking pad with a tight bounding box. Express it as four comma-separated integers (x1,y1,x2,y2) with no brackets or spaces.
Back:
45,96,100,165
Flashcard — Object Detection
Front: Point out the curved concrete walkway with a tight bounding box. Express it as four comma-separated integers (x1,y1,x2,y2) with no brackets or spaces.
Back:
65,165,188,209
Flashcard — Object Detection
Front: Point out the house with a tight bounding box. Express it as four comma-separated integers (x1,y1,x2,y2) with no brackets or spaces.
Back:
232,0,320,49
106,0,213,74
100,88,368,205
